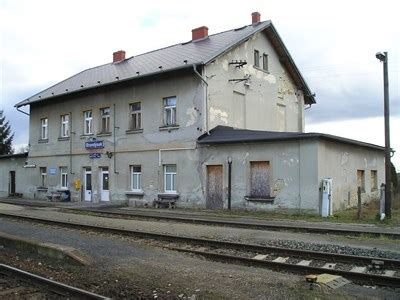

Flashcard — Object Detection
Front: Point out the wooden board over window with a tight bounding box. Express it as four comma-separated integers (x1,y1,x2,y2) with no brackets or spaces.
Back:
357,170,365,192
250,161,271,198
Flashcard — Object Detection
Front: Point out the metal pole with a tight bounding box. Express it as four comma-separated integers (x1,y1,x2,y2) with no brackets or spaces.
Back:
228,160,232,210
382,52,391,219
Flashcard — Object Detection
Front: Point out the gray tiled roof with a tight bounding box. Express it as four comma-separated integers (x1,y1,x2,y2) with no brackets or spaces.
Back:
16,20,314,107
198,126,385,151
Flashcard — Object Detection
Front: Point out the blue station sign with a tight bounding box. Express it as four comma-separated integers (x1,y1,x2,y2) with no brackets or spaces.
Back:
89,153,102,159
85,140,104,149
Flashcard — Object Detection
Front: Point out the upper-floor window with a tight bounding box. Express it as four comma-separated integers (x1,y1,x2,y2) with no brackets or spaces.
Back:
130,165,142,191
100,107,110,133
263,53,268,71
129,102,142,130
371,170,378,191
60,114,69,137
40,118,48,140
60,166,68,188
84,110,93,135
40,167,47,187
164,164,177,193
163,96,177,126
254,49,260,68
357,169,365,193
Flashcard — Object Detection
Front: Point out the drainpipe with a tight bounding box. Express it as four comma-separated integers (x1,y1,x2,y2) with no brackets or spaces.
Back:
227,156,232,210
193,65,209,133
113,103,119,174
69,112,74,174
16,106,30,116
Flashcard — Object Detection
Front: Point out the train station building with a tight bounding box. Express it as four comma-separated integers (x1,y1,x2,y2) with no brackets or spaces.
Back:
0,12,385,214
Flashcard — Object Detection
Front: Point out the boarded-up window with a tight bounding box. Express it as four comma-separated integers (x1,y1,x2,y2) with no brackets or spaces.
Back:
357,170,365,192
371,170,377,191
250,161,271,198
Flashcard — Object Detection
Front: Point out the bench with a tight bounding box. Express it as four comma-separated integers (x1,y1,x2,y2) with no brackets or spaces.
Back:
153,193,179,209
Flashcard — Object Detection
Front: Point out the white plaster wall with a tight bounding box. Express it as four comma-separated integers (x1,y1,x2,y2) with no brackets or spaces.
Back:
317,140,385,212
205,30,305,132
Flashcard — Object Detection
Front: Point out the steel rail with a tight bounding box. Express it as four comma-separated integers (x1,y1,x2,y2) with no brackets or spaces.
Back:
0,264,109,299
1,211,399,270
166,247,400,288
68,206,400,239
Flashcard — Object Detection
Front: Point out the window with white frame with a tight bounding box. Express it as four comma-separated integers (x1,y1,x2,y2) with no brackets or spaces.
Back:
60,167,68,188
83,110,92,135
130,165,142,191
163,97,177,126
100,107,110,133
41,118,48,140
164,164,176,193
40,167,47,187
60,114,69,137
129,102,141,130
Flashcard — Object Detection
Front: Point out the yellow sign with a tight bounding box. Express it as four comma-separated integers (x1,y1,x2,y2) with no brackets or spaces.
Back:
74,179,81,190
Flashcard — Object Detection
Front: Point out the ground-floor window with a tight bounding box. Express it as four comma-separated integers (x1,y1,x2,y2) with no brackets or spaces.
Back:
370,170,377,191
250,161,271,198
164,164,176,193
60,167,68,188
357,169,365,192
130,165,141,191
40,167,47,187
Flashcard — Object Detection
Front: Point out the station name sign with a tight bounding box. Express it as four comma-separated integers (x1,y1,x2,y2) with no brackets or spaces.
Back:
85,140,104,149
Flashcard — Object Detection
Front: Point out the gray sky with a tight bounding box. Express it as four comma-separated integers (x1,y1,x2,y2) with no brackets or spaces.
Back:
1,0,399,168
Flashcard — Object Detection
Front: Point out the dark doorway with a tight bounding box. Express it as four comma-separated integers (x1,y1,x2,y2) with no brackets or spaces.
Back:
9,171,16,196
206,165,223,209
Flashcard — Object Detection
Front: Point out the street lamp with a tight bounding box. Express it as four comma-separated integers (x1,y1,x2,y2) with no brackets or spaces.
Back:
376,51,391,219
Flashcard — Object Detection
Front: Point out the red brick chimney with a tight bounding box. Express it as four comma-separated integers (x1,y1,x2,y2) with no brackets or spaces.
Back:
192,26,208,41
113,50,126,62
251,12,261,24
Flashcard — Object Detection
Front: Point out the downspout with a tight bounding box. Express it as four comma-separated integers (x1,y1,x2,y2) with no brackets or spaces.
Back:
113,103,119,174
69,111,74,174
16,106,30,116
193,65,209,133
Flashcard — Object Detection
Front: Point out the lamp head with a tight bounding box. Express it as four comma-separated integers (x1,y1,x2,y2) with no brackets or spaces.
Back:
376,52,386,62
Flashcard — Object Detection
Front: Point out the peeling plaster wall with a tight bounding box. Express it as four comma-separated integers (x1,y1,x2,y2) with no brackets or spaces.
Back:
199,140,319,213
317,140,385,212
205,31,305,132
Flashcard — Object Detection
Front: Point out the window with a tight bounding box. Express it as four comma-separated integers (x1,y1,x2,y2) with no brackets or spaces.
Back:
163,97,177,126
164,164,176,193
371,170,378,191
40,167,47,187
262,53,268,71
357,170,365,192
250,161,271,198
129,102,142,130
84,111,93,135
130,165,142,191
60,167,68,188
41,118,48,140
254,49,260,67
60,114,69,137
100,107,110,133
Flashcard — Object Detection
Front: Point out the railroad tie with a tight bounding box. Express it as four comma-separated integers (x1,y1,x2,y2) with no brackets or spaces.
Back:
253,254,268,260
273,257,289,263
322,263,336,269
350,266,367,273
384,270,396,277
297,260,312,266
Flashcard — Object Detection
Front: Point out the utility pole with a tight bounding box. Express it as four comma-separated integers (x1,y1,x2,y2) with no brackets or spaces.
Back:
376,51,391,218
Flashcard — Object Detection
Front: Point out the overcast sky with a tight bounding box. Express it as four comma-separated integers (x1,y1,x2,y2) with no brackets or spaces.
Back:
1,0,399,169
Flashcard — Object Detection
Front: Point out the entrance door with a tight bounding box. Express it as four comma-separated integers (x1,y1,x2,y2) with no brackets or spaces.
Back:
84,168,92,201
100,167,109,201
9,171,15,196
206,165,223,209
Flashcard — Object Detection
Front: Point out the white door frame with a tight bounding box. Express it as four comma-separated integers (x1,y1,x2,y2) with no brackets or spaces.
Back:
100,167,109,201
84,168,92,201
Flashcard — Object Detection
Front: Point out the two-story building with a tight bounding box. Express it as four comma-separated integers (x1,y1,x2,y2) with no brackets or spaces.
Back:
1,12,384,214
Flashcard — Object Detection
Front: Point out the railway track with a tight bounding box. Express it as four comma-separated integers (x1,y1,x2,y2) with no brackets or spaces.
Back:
0,264,108,299
1,211,400,288
66,206,400,239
